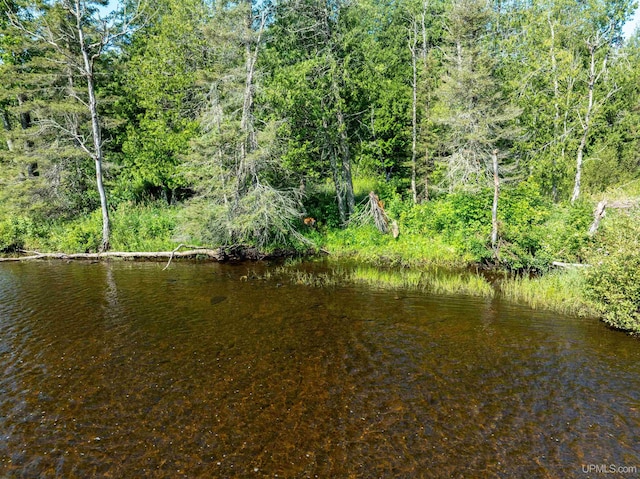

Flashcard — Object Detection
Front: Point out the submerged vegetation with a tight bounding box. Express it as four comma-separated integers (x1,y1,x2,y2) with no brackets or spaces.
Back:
263,259,594,318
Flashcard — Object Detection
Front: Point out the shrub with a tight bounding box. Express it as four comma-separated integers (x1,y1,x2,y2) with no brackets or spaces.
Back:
584,211,640,333
400,190,493,262
497,182,552,270
110,203,178,251
46,210,103,253
0,216,34,252
537,200,593,265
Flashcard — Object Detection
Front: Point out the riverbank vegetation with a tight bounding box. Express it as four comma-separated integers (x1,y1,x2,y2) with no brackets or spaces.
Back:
1,0,640,333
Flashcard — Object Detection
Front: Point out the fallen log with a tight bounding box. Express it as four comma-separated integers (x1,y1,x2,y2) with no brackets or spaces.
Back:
0,248,225,263
0,244,282,264
551,261,592,268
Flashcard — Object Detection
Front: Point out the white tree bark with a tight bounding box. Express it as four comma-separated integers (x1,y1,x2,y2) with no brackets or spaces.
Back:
491,149,499,253
571,34,615,204
6,0,147,252
409,19,419,204
74,0,110,251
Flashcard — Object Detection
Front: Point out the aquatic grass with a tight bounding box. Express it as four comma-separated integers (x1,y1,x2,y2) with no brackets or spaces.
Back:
349,266,426,290
347,265,493,297
269,260,597,318
270,262,493,298
499,269,597,317
428,272,493,297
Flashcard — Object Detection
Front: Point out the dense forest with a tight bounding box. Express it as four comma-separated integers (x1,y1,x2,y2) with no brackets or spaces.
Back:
1,0,640,331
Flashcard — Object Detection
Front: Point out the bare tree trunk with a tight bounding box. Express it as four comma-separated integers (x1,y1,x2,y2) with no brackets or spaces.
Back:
588,200,607,236
409,19,419,204
337,109,355,216
327,141,347,225
238,4,266,186
75,0,109,251
572,38,609,204
424,162,429,201
491,149,499,253
15,94,37,176
420,3,431,202
332,75,354,218
548,17,560,203
571,42,595,204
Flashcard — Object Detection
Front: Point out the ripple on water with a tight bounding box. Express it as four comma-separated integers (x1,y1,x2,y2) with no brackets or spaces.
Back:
0,261,639,478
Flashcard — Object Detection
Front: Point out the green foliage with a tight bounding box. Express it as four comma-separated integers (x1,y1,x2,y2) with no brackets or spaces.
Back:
496,182,552,269
536,200,594,264
368,182,595,270
584,211,640,333
323,224,466,268
500,269,595,317
112,0,210,203
303,184,342,230
1,0,640,336
0,215,35,252
109,203,178,251
43,203,179,253
46,210,104,253
401,191,493,262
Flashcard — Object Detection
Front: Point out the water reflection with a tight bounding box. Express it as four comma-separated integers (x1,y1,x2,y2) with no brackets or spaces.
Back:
0,261,639,478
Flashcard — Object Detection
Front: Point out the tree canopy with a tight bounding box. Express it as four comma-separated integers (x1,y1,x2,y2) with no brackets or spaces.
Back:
1,0,639,249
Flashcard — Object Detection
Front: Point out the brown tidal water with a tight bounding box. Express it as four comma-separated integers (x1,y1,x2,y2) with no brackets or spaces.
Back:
1,261,639,478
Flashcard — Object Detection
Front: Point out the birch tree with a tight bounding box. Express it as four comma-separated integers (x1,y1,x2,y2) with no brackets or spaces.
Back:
571,27,624,203
4,0,147,251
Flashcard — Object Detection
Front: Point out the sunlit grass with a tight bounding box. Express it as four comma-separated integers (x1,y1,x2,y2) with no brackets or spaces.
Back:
268,261,493,298
499,269,597,317
322,226,470,269
267,259,600,318
348,265,494,297
41,203,181,253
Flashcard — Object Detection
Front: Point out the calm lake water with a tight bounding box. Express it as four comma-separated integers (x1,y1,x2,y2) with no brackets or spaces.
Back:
1,261,639,478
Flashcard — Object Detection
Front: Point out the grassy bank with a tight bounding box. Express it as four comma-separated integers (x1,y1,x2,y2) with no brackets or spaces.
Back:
499,269,597,317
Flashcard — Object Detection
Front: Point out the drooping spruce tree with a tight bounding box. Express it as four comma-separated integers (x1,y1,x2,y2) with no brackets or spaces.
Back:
181,0,306,247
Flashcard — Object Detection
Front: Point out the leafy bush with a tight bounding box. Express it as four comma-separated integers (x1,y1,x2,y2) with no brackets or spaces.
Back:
46,210,104,253
0,216,35,252
401,190,493,262
110,203,178,251
303,186,342,229
584,211,640,333
397,182,594,270
536,200,593,265
42,203,179,253
497,182,552,270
